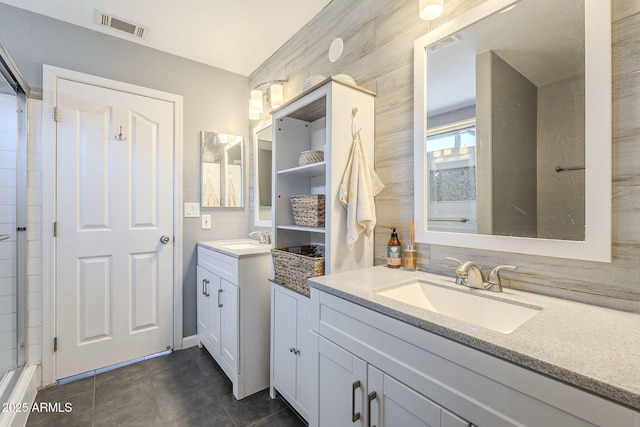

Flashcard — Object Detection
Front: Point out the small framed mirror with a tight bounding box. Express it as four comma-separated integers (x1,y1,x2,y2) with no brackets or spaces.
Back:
253,120,273,227
201,131,244,208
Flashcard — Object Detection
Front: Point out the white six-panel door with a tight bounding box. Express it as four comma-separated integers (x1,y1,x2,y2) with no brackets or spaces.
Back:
55,78,174,379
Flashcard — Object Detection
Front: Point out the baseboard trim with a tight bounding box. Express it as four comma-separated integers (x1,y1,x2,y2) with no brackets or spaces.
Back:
182,335,199,349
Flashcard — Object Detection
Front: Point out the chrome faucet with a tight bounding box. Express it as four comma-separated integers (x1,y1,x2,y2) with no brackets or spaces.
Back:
446,257,517,293
248,231,267,244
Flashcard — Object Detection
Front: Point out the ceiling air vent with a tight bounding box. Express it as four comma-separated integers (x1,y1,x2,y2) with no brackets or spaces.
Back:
428,35,460,54
93,9,150,40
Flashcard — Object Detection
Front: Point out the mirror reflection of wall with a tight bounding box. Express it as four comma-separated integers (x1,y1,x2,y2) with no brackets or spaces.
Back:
253,121,272,227
425,0,585,241
201,131,244,208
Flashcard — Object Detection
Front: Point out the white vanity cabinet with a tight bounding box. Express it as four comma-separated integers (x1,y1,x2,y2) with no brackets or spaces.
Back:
310,289,639,427
270,283,311,420
317,336,470,427
196,243,271,400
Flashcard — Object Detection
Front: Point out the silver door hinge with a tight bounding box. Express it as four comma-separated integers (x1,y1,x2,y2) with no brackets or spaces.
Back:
53,222,57,237
53,107,60,122
53,337,57,352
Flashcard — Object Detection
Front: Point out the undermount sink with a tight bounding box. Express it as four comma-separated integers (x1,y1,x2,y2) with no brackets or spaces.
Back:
377,281,541,334
221,242,263,250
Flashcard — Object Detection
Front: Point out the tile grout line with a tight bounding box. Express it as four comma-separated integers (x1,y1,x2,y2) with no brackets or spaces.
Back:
187,348,240,427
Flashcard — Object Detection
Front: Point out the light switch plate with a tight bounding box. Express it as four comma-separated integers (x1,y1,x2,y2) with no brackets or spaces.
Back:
184,203,200,218
201,215,211,230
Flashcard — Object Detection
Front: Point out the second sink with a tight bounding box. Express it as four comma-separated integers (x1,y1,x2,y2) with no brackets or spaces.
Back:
377,280,541,334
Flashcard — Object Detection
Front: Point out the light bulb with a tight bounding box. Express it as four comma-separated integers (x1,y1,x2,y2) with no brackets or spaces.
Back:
250,89,263,113
270,84,284,108
249,99,260,120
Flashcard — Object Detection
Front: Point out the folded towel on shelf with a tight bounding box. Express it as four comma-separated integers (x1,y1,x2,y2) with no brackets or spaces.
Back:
339,130,385,250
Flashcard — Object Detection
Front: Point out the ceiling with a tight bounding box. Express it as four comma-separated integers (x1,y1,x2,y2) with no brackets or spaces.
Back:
0,0,333,76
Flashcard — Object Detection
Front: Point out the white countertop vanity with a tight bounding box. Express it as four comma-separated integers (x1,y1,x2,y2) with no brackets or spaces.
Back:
307,266,640,426
196,239,271,400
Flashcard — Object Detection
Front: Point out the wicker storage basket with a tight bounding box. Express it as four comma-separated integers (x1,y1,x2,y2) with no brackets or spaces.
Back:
298,150,324,166
272,245,325,296
291,194,325,227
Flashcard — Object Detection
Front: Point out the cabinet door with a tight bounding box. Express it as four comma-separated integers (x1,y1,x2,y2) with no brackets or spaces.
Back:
220,278,239,373
207,273,222,355
273,287,298,400
318,336,367,427
296,296,311,416
368,365,456,427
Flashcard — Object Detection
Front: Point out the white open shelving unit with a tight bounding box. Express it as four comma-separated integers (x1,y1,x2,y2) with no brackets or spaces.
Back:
271,77,376,277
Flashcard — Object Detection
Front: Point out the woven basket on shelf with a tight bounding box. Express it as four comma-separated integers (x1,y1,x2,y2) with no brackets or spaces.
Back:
291,194,325,227
271,245,325,296
298,150,324,166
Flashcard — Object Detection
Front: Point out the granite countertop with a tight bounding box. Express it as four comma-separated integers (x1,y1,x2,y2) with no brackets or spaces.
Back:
308,265,640,411
198,239,271,258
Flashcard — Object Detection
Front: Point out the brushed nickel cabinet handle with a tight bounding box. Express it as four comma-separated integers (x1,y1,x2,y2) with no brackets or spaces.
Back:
352,380,361,422
205,279,210,297
202,279,206,296
218,288,223,307
367,391,377,427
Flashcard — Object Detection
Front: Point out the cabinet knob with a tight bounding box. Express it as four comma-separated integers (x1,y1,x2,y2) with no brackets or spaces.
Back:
289,347,295,353
160,235,170,244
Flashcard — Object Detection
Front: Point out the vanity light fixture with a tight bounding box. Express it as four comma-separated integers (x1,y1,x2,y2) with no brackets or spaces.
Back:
248,79,288,119
270,84,284,108
419,0,444,20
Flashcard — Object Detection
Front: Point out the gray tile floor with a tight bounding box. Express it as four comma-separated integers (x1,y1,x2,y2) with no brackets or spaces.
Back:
26,346,306,427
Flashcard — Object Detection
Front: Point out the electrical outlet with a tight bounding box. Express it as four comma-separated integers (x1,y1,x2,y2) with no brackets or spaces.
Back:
201,215,211,230
184,203,200,218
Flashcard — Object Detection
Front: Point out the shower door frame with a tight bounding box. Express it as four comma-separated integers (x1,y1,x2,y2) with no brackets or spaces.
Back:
0,39,29,373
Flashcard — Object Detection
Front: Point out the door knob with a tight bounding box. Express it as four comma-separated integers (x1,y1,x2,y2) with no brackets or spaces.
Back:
160,235,171,244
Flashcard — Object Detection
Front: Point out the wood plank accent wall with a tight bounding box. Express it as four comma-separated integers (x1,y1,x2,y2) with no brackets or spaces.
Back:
249,0,640,313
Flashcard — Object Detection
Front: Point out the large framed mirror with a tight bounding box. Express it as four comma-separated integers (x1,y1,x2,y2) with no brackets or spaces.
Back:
414,0,611,262
201,131,244,208
253,120,273,227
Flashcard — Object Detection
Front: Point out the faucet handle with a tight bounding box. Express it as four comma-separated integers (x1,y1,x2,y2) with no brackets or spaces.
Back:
445,257,465,285
486,265,518,292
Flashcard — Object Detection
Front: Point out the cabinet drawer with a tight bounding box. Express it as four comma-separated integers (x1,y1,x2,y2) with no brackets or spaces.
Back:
198,246,238,285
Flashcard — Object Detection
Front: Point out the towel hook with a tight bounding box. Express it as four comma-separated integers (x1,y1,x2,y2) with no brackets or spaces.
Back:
115,126,127,142
351,106,361,138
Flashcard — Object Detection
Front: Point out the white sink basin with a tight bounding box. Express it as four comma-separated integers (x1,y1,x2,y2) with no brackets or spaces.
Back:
220,242,262,250
377,281,541,333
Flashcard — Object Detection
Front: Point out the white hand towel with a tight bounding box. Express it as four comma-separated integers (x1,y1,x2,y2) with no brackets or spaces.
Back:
339,130,385,250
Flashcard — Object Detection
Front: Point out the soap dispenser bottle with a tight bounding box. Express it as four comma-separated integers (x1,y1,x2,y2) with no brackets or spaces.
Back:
387,228,402,269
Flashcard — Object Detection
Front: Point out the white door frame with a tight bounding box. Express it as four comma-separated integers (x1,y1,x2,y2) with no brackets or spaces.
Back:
41,65,184,387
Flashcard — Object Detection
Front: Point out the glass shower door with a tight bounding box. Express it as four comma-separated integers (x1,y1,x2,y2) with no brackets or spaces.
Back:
0,65,26,383
0,87,18,380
